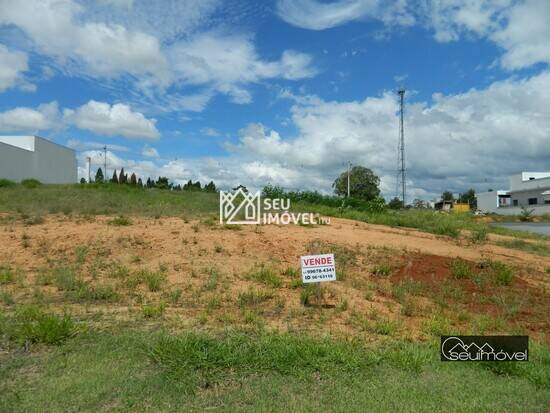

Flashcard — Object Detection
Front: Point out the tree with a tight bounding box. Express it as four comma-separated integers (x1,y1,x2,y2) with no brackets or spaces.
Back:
146,178,153,188
204,181,217,192
333,166,380,201
388,197,404,209
458,188,476,208
441,191,454,201
412,198,427,209
130,173,137,186
111,170,119,184
95,167,104,183
138,178,143,187
155,176,170,190
119,168,126,184
80,177,86,184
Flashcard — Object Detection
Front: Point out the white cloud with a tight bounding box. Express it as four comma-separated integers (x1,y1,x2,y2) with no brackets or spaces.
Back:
276,0,414,30
0,44,30,92
142,146,160,158
167,31,317,103
0,102,60,132
226,71,550,199
200,127,220,137
0,0,170,85
63,100,160,140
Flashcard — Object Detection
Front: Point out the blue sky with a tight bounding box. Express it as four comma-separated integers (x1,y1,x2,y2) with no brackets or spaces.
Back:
1,0,549,201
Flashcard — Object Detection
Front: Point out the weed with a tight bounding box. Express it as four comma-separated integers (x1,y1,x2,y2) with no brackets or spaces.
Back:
0,290,15,305
281,267,298,277
245,266,282,288
21,179,41,188
53,267,82,291
24,215,44,226
492,261,514,286
496,239,550,257
75,245,89,265
2,305,76,345
214,244,223,253
191,224,200,233
110,263,130,279
169,288,183,305
142,302,166,318
223,224,241,230
469,227,488,244
78,283,119,302
449,258,472,279
300,284,324,307
0,178,16,187
422,314,451,336
202,267,220,291
108,216,132,226
0,266,15,284
238,289,273,307
372,263,391,277
139,270,166,292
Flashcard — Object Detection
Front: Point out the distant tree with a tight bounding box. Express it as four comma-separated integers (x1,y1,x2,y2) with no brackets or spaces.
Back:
80,177,86,184
155,176,170,190
119,168,126,184
441,191,454,201
138,178,143,187
232,184,248,192
333,166,380,201
130,173,137,186
412,198,427,209
193,181,201,190
204,181,217,192
173,184,182,191
95,167,104,183
458,188,476,208
183,179,193,190
388,197,404,209
111,170,119,184
146,177,153,188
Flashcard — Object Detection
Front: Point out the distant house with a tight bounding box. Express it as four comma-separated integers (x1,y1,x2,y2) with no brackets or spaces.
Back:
0,135,77,183
434,200,470,213
477,172,550,215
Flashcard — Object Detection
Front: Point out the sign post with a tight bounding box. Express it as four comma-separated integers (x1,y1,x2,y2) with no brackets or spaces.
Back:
300,253,336,284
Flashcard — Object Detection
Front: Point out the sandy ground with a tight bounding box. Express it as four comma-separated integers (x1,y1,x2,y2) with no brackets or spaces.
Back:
1,214,549,340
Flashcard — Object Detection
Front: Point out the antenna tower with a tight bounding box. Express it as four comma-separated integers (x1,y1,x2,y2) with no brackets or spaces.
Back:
396,88,406,206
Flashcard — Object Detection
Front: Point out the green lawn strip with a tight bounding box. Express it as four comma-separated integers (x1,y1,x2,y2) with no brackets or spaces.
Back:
1,328,548,412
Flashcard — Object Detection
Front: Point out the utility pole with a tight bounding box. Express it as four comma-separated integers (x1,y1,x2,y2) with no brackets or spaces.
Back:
397,88,406,206
86,157,91,183
103,145,107,182
347,161,351,198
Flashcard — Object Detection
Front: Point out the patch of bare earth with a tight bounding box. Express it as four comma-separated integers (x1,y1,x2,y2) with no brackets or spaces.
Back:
1,214,548,342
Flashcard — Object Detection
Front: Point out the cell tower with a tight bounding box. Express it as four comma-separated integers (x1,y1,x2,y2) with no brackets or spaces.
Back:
396,88,406,206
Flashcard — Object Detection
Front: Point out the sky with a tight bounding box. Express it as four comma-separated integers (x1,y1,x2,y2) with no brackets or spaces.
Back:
0,0,549,201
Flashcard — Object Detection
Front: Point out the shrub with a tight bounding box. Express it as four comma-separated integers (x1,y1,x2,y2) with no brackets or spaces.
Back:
469,227,488,244
0,178,16,188
21,179,41,188
142,302,166,318
2,305,76,345
77,283,119,302
449,258,472,279
492,262,514,286
53,267,81,291
139,270,166,292
372,263,392,277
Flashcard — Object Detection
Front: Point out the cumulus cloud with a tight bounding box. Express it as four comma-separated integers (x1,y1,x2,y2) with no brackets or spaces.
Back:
63,100,160,140
200,127,221,137
0,44,30,92
167,31,317,104
0,102,60,132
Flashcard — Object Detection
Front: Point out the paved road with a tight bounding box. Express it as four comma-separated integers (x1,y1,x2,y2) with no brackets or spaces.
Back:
491,222,550,236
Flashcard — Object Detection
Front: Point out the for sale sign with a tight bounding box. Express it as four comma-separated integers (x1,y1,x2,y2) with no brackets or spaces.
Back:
301,254,336,283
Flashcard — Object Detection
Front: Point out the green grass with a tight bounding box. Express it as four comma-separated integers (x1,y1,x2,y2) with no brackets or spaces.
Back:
237,289,273,307
449,258,473,279
0,265,15,284
0,183,218,217
108,215,132,226
497,239,550,257
1,328,548,412
244,266,282,288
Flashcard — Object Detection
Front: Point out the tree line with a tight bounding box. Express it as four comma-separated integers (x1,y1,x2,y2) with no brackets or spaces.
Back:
80,167,217,193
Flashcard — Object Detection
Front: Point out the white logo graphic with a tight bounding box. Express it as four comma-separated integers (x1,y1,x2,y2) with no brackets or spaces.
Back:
441,336,527,361
219,188,261,225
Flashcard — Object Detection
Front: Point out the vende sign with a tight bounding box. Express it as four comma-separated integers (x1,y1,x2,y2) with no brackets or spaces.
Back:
301,253,336,283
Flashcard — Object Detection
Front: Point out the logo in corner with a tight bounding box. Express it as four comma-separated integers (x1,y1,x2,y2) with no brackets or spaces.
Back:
440,336,528,362
219,188,261,225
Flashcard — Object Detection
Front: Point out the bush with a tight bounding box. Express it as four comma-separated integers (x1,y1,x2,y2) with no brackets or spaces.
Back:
108,216,132,226
1,305,76,345
139,270,166,292
142,302,166,318
492,262,514,286
245,266,282,288
449,258,472,279
238,289,273,307
21,179,41,188
0,178,16,188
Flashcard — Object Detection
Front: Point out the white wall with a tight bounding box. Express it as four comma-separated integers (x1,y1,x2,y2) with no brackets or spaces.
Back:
476,191,498,212
0,136,76,183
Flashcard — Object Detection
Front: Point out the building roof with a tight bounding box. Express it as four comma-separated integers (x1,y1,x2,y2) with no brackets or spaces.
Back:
0,136,36,151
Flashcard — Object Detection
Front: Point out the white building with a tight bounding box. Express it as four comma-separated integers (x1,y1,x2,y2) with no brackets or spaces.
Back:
0,136,77,183
477,172,550,215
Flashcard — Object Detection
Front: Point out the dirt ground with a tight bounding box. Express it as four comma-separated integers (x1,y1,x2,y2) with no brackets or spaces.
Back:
1,214,549,342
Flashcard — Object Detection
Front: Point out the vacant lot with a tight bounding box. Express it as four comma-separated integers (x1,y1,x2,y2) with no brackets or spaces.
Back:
1,185,549,411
